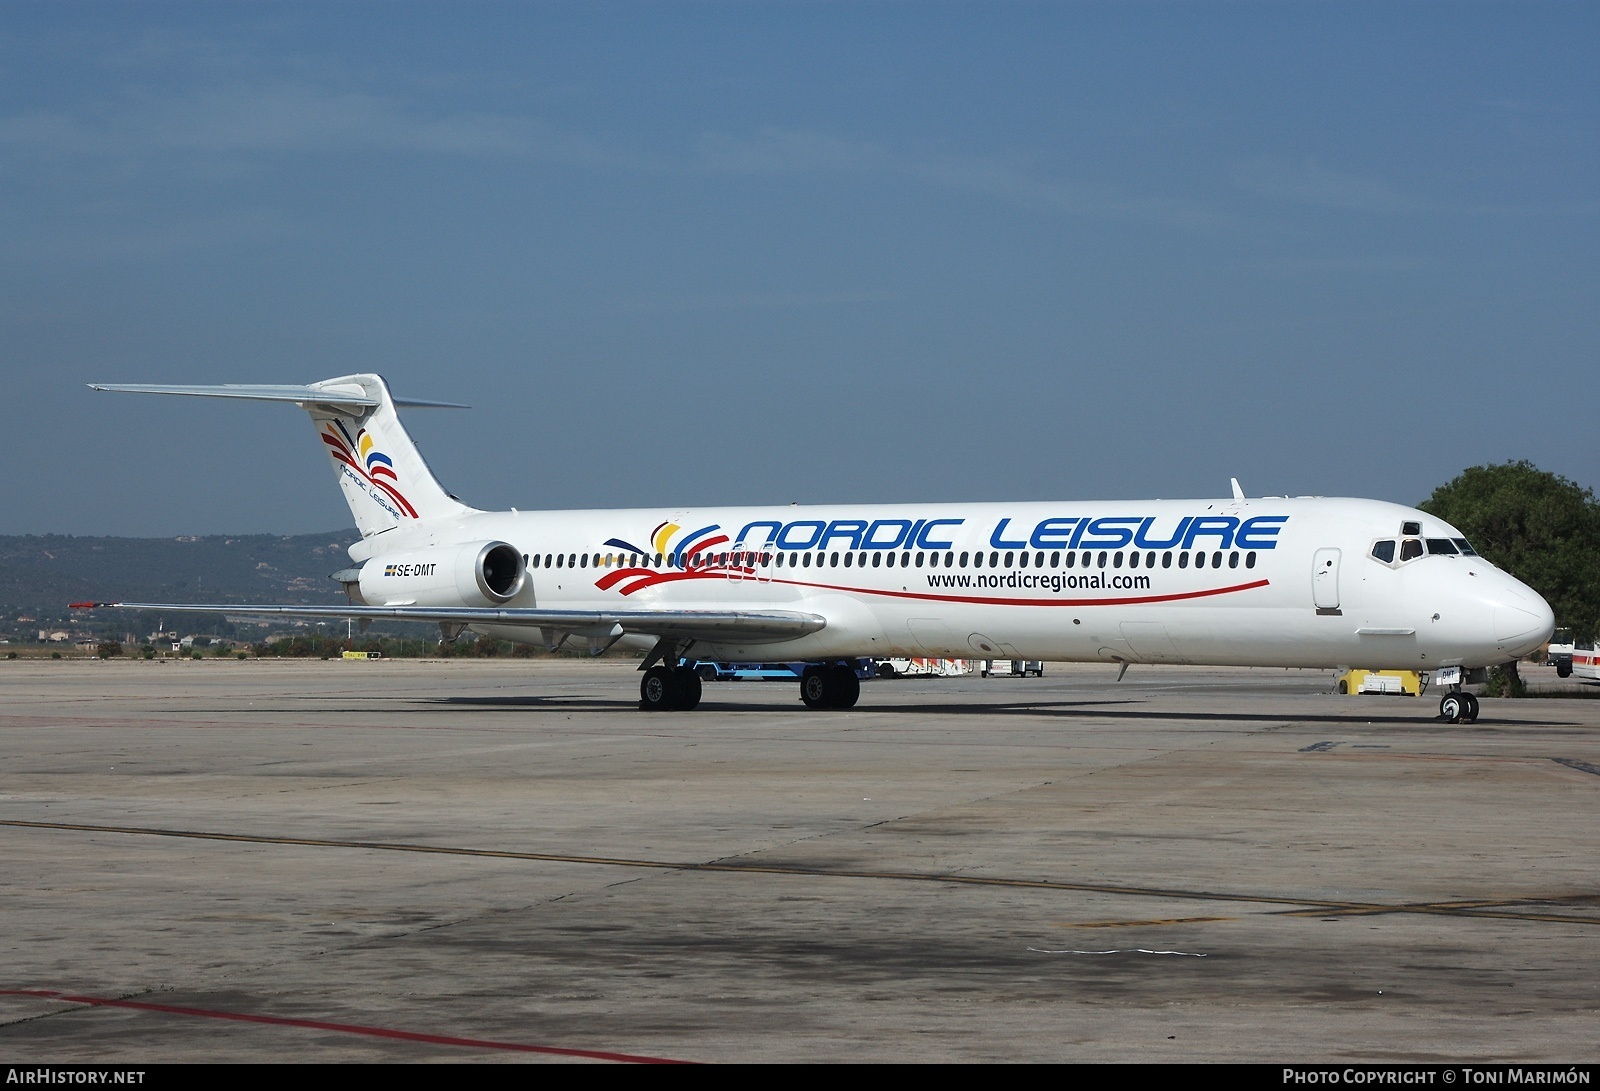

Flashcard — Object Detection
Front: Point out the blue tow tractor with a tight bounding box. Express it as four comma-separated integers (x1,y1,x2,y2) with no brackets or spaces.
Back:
683,659,877,709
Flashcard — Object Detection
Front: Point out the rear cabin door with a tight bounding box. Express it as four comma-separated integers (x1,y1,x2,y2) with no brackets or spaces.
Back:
1312,548,1341,611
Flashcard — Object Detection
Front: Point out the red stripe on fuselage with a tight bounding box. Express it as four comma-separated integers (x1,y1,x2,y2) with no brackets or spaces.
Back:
589,567,1270,607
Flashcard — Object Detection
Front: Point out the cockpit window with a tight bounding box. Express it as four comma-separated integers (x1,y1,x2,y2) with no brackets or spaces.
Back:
1399,538,1424,562
1425,538,1459,555
1452,538,1478,556
1370,540,1396,563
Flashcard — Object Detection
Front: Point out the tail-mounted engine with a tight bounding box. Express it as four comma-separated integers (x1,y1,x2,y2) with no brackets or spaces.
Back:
351,541,526,608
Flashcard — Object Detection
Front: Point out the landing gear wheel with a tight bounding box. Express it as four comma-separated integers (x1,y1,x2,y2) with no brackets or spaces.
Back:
1439,692,1465,724
801,665,830,709
1557,663,1572,678
673,666,703,711
828,664,860,708
1460,692,1479,723
640,665,679,712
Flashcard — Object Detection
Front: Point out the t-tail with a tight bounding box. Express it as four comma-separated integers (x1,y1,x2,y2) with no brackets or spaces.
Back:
89,374,476,537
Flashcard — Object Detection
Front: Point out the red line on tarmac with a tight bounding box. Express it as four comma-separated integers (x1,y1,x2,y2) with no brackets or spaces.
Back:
0,990,692,1064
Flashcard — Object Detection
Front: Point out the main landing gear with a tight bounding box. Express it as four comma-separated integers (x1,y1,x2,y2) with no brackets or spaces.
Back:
1439,691,1480,724
639,664,703,712
800,663,860,709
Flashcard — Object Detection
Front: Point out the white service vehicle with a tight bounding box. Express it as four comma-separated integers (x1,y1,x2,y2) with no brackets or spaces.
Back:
75,374,1556,723
980,659,1044,678
875,657,972,678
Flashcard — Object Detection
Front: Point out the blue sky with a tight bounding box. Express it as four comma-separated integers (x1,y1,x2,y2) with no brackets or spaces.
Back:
3,2,1595,535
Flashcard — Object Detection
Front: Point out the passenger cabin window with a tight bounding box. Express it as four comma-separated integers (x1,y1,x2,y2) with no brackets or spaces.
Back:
1400,538,1424,562
1371,540,1396,564
1426,539,1459,555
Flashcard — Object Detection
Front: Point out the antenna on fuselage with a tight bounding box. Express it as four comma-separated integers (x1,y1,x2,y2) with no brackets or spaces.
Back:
1230,478,1245,501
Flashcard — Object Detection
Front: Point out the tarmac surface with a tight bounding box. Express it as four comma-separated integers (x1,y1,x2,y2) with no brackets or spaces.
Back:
1,657,1596,1063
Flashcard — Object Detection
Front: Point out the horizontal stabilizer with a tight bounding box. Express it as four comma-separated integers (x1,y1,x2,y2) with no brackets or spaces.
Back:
72,602,827,645
88,383,468,409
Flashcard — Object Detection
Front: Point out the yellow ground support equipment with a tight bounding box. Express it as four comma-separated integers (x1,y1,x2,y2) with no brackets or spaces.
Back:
1337,669,1422,696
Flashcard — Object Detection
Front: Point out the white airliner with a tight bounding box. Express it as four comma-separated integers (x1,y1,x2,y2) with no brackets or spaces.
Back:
78,374,1554,722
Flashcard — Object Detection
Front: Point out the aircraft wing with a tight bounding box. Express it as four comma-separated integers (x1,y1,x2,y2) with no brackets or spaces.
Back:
70,601,826,645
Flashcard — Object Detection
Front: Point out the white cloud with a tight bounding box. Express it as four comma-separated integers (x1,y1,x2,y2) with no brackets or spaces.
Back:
0,82,630,168
1230,156,1409,213
697,126,1231,232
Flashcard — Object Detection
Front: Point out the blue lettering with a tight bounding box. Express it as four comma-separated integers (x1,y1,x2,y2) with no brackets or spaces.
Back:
863,519,913,549
1134,516,1191,550
1182,516,1240,550
819,519,869,550
916,519,963,550
736,520,783,547
776,520,825,549
1081,517,1140,549
990,518,1028,550
1030,518,1078,549
1236,515,1288,549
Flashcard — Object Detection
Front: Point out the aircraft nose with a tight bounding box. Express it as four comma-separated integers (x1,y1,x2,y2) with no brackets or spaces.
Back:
1493,585,1555,657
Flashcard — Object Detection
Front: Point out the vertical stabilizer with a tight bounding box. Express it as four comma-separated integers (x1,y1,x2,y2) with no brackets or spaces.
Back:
303,374,475,536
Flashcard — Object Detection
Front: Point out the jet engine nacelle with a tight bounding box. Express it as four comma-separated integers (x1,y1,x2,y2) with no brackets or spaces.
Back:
356,541,526,608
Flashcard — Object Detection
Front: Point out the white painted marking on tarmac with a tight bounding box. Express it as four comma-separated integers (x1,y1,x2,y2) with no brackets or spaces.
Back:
1028,947,1207,957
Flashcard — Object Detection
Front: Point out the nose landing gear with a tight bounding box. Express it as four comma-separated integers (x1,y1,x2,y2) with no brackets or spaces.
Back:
1439,691,1480,724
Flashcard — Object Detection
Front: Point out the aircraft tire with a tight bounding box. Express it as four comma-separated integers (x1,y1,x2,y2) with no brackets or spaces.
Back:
1557,662,1572,678
673,666,703,711
800,666,830,709
829,664,860,708
1461,692,1480,723
1439,693,1465,724
640,665,679,712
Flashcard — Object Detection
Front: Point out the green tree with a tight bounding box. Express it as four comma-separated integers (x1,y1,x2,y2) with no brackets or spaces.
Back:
1420,461,1600,643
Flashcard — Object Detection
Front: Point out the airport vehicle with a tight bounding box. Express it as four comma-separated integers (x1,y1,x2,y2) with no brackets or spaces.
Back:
980,659,1044,678
1336,668,1423,696
691,658,874,682
1547,628,1574,677
74,375,1555,721
1555,638,1600,681
873,658,971,678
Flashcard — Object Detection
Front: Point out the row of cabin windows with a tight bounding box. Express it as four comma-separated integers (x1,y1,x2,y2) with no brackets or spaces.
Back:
525,549,1259,572
1369,537,1478,565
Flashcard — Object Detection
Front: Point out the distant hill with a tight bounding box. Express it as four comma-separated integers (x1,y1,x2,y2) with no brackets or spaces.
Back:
1,531,361,638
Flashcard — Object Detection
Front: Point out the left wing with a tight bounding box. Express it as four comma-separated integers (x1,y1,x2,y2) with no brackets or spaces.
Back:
70,601,825,646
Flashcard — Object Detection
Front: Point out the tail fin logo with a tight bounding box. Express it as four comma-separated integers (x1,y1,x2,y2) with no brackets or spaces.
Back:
321,422,418,519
